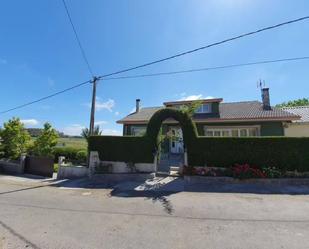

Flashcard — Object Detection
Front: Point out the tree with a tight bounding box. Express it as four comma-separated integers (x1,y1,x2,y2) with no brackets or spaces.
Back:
276,98,309,108
179,100,203,117
81,125,102,140
0,117,31,159
32,123,59,157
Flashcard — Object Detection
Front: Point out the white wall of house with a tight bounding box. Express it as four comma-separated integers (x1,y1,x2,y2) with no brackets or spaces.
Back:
284,123,309,137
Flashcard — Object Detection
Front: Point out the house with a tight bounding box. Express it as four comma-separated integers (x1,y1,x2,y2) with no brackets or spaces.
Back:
117,88,300,154
281,106,309,137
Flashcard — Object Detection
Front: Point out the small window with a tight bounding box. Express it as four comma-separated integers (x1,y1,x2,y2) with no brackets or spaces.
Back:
195,103,212,114
249,128,258,136
222,130,230,137
131,126,146,136
206,131,214,137
240,129,247,137
214,131,221,137
231,130,239,137
204,126,260,137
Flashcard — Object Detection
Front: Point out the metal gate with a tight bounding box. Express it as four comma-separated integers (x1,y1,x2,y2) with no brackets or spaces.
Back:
24,156,54,177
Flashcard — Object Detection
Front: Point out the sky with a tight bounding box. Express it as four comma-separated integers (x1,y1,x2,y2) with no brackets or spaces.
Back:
0,0,308,136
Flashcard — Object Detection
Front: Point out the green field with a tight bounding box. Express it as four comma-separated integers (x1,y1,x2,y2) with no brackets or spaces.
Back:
56,137,87,149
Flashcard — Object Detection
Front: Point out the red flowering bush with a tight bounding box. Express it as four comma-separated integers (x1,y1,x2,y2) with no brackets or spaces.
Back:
232,163,266,179
183,166,232,177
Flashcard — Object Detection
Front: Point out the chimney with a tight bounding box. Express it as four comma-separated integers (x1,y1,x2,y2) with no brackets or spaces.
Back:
261,88,271,110
136,99,141,113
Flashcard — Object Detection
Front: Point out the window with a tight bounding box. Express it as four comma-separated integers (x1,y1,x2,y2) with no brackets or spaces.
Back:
204,126,259,137
195,103,212,114
240,129,247,137
131,126,146,136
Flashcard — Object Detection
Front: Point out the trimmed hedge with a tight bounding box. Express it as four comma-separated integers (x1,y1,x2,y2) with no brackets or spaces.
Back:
88,108,309,172
189,137,309,172
53,147,87,163
146,108,198,149
88,136,153,163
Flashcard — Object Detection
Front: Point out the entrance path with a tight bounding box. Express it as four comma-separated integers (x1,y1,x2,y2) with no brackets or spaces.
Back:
0,174,309,249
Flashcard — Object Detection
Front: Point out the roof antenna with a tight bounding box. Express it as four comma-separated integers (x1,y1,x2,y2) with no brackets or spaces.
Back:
257,79,263,89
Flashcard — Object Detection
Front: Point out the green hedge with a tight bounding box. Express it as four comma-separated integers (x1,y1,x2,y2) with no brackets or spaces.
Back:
188,137,309,172
88,136,153,163
53,147,87,163
146,108,198,149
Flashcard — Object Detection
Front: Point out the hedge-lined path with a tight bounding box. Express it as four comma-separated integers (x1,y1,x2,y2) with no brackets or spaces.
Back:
1,174,309,248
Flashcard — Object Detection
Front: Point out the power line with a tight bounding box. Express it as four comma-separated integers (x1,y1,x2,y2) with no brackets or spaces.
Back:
62,0,94,77
98,15,309,79
1,16,309,115
1,55,308,115
102,56,309,81
0,80,91,114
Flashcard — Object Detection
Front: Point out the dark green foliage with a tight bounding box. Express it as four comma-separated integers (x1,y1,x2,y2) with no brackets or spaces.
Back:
146,108,198,150
276,98,309,108
53,147,87,163
32,123,58,157
188,137,309,172
0,117,31,159
88,136,154,163
81,125,102,140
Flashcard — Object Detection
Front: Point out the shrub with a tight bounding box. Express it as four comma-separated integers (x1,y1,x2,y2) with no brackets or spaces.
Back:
262,166,282,178
53,147,87,163
188,137,309,172
0,117,31,159
76,150,87,162
146,108,198,150
31,123,58,157
232,164,266,179
88,135,153,163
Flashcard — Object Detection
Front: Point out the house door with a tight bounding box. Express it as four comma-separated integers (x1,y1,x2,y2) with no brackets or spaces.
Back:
170,127,184,154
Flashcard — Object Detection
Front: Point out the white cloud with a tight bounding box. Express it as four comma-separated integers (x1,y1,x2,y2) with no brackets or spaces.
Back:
62,124,85,136
102,129,122,136
0,58,7,64
84,98,115,112
62,123,120,136
96,99,115,112
115,111,120,116
94,120,107,126
180,94,215,101
21,119,39,126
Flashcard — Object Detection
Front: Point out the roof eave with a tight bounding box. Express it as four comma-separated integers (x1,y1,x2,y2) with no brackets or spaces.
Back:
117,116,300,125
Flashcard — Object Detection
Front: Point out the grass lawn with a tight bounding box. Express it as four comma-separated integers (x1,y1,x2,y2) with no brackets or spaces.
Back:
56,137,87,150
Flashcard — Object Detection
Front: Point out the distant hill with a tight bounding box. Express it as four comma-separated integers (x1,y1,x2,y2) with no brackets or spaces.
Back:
26,128,69,138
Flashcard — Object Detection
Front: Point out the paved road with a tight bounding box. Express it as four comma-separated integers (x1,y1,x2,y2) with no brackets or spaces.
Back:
0,175,309,249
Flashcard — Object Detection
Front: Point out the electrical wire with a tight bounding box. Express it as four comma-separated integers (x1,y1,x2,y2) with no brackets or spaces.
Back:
102,56,309,81
0,80,91,114
62,0,94,77
98,16,309,79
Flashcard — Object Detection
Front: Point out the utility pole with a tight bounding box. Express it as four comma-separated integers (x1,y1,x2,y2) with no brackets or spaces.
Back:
89,76,98,135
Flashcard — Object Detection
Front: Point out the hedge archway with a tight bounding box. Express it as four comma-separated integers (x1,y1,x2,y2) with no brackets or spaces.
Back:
145,108,198,151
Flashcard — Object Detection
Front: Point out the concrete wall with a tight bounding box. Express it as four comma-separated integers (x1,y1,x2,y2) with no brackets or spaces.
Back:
57,165,88,179
100,161,156,173
0,159,24,174
284,123,309,137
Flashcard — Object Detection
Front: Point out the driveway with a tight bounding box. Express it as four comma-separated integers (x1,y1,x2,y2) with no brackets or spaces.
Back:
0,174,309,249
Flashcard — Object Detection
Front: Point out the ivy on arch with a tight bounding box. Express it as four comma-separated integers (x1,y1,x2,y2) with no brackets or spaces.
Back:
145,108,198,151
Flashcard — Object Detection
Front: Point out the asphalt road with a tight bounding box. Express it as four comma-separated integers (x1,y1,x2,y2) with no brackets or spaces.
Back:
0,175,309,249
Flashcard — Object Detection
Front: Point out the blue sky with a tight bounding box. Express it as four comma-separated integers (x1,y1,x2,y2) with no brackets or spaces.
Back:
0,0,308,135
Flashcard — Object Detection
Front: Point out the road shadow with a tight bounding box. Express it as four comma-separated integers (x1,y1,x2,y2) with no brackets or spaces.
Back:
107,178,182,215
